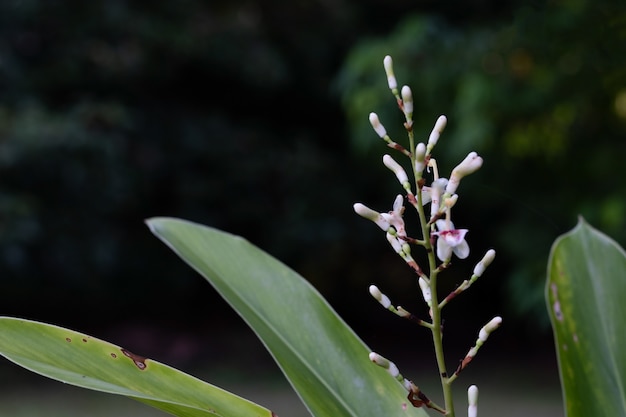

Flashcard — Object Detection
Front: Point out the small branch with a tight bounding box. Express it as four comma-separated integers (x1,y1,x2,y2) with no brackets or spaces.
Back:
397,306,433,329
440,249,496,309
385,141,412,157
439,279,472,309
407,382,447,414
398,235,422,245
368,285,432,328
449,316,502,383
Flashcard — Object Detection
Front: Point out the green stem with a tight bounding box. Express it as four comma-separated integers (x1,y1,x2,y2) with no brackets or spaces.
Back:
429,268,455,416
409,133,455,416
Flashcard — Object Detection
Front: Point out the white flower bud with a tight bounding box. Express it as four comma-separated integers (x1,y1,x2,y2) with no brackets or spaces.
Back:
456,152,484,176
369,285,391,309
429,178,448,218
392,194,404,213
418,277,431,307
369,352,388,367
427,115,447,152
369,352,400,378
383,55,397,91
383,154,409,185
468,385,479,417
414,142,426,174
473,249,496,277
446,152,483,195
401,85,413,117
478,316,502,342
353,203,390,231
369,112,387,138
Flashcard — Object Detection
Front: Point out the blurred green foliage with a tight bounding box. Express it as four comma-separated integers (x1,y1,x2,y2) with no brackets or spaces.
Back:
0,0,625,343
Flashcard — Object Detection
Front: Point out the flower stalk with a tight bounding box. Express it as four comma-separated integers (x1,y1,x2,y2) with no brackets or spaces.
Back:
355,55,501,417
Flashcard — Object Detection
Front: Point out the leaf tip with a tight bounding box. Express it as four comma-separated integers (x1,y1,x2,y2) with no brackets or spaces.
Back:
145,217,177,236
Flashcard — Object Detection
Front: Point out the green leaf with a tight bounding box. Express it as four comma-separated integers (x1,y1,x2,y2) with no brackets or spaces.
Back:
147,217,427,417
0,317,276,417
546,217,626,416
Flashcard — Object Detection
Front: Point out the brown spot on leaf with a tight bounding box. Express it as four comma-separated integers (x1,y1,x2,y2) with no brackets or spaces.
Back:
121,348,147,370
65,337,72,343
110,353,117,358
82,338,88,343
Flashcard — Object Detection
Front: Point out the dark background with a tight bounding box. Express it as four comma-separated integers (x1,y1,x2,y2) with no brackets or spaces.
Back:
1,0,625,392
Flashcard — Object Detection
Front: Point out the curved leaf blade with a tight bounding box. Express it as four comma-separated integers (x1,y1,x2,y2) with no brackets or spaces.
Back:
147,217,427,417
0,317,275,417
546,218,626,416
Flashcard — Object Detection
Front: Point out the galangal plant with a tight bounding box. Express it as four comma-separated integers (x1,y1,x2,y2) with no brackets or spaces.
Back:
1,55,625,417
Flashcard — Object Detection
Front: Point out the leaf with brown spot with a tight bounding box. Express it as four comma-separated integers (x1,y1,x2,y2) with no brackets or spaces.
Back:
0,317,275,417
547,217,626,416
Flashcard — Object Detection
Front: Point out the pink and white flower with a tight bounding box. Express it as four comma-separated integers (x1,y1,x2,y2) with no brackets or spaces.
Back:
433,219,469,261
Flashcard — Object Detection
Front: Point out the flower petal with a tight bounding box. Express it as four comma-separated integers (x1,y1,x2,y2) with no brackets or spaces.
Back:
453,239,470,259
437,237,453,261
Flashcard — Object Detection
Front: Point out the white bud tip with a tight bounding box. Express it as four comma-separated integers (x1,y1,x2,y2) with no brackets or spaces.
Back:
383,55,397,90
353,203,376,219
479,316,503,340
354,203,390,231
369,112,387,138
383,55,393,72
414,143,427,173
392,194,404,212
468,385,479,417
369,285,381,298
383,154,409,184
401,85,413,115
456,152,484,175
435,115,447,131
468,385,479,405
473,249,496,277
369,352,390,369
487,316,503,330
415,143,426,159
369,285,391,308
484,249,496,264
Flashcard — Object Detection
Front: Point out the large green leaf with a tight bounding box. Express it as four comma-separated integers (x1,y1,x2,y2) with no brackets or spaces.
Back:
0,317,275,417
546,217,626,416
147,217,427,417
